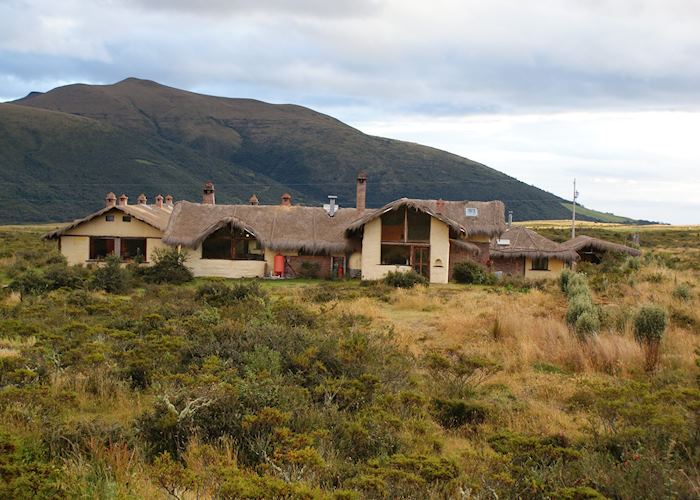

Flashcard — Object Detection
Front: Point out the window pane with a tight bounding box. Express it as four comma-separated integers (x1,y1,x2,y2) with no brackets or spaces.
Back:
407,209,430,241
202,238,232,259
381,209,404,241
90,238,114,260
532,257,549,270
121,238,146,260
381,245,410,265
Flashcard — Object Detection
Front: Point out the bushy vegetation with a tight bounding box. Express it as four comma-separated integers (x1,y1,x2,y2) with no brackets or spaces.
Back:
563,273,600,338
140,247,193,284
383,270,428,288
452,260,496,285
634,305,667,372
1,226,699,498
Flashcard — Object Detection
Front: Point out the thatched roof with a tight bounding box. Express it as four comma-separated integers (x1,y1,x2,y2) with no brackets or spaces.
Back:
43,203,173,240
450,239,482,255
562,235,641,257
346,198,506,237
490,227,579,262
163,201,367,254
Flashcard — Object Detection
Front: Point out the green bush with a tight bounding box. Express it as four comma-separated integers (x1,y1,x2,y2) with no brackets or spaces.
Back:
566,293,595,326
559,269,574,294
142,248,193,284
633,305,667,344
90,255,132,294
195,280,266,307
575,309,600,338
672,283,692,302
565,273,590,298
383,270,427,288
432,398,489,428
9,268,50,296
452,260,495,285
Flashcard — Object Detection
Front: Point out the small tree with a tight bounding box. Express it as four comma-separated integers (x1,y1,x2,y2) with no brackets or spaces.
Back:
452,261,495,285
91,255,131,294
633,305,667,372
143,248,193,284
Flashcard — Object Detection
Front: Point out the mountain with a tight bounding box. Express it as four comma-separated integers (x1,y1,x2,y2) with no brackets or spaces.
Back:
1,77,612,224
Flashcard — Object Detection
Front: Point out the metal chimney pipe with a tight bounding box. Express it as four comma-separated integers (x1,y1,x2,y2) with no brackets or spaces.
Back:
328,195,338,216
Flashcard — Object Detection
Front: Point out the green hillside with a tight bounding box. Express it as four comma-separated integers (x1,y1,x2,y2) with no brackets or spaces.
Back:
1,77,621,223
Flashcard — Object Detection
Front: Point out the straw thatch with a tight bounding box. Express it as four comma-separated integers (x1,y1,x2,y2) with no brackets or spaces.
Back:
490,227,579,262
164,201,368,254
450,239,482,255
346,198,506,237
43,203,173,240
562,235,641,257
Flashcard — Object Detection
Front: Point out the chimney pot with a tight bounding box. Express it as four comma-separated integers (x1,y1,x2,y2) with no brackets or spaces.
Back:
118,194,128,206
436,198,445,214
105,192,117,208
202,181,215,204
356,171,367,211
249,194,259,205
137,193,147,205
165,194,173,206
280,193,292,206
155,194,164,208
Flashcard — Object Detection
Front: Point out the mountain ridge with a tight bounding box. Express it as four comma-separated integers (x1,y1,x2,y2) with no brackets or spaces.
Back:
0,77,626,224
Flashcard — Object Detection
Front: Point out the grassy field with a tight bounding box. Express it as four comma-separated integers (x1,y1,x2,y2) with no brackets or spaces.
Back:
1,224,699,498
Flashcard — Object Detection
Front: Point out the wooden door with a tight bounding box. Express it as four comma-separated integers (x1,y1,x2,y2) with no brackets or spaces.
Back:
412,246,430,279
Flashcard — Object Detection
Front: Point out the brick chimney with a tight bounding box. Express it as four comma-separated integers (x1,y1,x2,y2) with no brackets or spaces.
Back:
118,194,128,206
356,171,367,211
436,199,445,215
137,193,147,205
105,192,117,207
280,193,292,206
165,194,173,206
155,194,164,208
202,181,215,204
249,194,259,205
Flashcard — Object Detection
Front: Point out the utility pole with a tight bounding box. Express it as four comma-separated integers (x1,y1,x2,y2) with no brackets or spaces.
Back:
571,178,579,239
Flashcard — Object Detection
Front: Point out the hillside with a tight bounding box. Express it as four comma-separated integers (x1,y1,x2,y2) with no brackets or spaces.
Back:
2,77,616,223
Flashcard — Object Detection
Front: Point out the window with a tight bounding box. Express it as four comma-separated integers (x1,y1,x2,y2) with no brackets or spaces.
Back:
465,207,479,217
90,237,115,260
122,215,132,222
380,209,404,241
105,215,115,222
532,257,549,271
381,245,410,265
407,209,430,241
201,225,264,260
120,238,146,261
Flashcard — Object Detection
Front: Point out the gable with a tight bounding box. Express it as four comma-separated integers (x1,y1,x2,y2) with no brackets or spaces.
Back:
63,208,164,238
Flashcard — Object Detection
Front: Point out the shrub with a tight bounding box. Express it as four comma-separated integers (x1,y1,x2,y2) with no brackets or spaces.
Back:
142,248,193,284
633,305,667,344
195,280,266,307
565,273,589,298
90,255,131,294
383,270,427,288
566,293,595,326
633,305,667,372
9,268,50,296
559,269,573,294
672,283,692,302
575,309,600,338
44,264,88,290
452,260,495,285
432,398,489,428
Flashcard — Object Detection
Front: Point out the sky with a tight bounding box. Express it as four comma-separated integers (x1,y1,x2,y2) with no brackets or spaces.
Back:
1,0,699,224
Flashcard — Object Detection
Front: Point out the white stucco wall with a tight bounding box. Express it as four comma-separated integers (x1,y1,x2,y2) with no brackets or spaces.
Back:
429,218,450,284
524,257,566,279
184,244,267,278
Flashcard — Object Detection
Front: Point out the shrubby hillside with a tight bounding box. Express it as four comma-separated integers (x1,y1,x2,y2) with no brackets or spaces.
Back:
0,225,698,498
